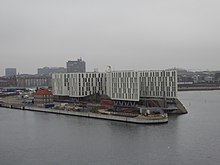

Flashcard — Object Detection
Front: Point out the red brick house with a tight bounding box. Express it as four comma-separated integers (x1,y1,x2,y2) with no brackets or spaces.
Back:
34,89,53,105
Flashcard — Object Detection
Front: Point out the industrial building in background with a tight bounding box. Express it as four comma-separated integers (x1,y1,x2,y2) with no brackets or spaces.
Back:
5,68,16,77
66,58,86,73
16,75,51,88
37,67,66,76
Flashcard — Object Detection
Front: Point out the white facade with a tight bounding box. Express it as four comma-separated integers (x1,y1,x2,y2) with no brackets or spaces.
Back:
52,72,106,97
106,71,140,101
139,70,177,98
52,69,177,101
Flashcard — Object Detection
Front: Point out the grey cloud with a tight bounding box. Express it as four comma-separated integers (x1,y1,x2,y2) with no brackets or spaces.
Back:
0,0,220,75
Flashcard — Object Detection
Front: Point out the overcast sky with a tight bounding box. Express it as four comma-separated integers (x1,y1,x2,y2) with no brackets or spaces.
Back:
0,0,220,76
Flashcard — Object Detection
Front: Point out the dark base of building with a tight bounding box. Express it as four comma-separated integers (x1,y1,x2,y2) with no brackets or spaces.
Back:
53,94,109,103
53,94,187,114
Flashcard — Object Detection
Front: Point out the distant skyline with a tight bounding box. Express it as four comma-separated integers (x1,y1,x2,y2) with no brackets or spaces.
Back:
1,0,220,76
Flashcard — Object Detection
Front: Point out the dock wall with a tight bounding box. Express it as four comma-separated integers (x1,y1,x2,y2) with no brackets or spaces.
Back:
0,104,168,124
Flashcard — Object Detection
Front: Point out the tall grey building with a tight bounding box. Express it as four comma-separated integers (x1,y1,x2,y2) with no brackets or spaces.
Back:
66,58,86,73
5,68,16,77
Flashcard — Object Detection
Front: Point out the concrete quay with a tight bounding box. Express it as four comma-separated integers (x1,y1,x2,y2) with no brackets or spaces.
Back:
178,86,220,91
0,103,168,124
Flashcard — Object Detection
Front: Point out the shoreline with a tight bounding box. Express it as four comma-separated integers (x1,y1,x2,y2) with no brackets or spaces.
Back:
0,103,168,124
178,86,220,91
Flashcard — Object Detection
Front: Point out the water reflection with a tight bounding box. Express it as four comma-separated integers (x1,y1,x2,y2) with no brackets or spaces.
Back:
0,91,220,165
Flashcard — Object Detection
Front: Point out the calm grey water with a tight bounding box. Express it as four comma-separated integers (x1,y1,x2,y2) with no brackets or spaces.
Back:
1,91,220,165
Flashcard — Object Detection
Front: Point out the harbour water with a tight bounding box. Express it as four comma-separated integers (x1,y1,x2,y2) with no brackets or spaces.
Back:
0,91,220,165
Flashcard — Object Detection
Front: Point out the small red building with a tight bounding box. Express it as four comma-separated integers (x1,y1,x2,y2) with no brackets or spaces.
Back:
34,89,53,105
100,99,113,108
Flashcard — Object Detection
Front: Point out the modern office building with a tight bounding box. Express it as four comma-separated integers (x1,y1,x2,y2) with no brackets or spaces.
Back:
105,70,177,106
106,71,140,101
66,58,86,73
5,68,16,77
52,69,177,103
139,70,177,98
52,72,106,97
38,67,66,76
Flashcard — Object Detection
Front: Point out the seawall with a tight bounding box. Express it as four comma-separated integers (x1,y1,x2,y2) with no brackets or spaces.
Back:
178,86,220,91
0,104,168,124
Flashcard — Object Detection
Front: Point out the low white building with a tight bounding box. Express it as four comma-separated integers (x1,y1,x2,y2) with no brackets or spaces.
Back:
52,69,177,102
